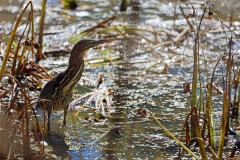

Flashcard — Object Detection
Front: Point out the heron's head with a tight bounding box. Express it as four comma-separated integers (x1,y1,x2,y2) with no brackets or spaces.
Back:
69,39,113,62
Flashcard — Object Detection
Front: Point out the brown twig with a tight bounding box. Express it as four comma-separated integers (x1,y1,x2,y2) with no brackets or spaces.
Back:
82,16,116,33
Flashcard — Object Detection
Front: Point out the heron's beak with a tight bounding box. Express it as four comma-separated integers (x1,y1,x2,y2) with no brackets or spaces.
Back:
94,39,114,45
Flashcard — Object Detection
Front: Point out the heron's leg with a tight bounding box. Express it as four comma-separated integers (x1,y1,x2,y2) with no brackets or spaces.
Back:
47,109,52,131
63,106,68,126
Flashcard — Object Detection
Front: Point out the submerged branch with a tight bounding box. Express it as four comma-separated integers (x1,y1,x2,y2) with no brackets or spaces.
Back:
151,114,200,160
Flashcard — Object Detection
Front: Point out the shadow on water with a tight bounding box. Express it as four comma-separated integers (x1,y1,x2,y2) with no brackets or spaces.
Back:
44,133,71,158
44,132,103,159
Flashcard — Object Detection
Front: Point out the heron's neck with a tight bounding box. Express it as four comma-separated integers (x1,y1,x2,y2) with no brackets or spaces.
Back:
61,60,84,93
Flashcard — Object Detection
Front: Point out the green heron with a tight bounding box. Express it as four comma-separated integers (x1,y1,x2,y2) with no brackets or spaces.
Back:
37,39,112,131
